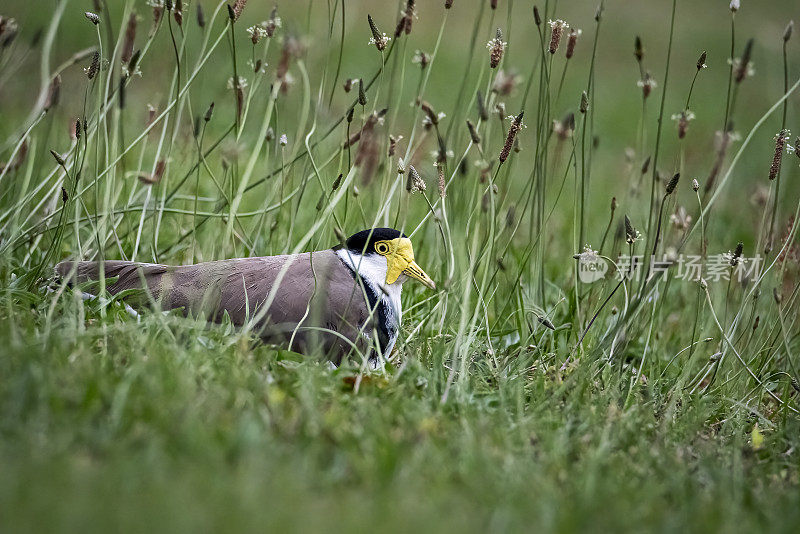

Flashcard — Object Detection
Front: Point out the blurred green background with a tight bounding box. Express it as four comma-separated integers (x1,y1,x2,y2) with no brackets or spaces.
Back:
1,0,798,249
1,1,800,533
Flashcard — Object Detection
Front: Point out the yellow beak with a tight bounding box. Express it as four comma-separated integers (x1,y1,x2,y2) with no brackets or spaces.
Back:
384,238,436,290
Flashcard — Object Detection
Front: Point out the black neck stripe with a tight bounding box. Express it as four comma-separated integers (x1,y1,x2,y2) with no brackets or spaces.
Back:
336,255,393,356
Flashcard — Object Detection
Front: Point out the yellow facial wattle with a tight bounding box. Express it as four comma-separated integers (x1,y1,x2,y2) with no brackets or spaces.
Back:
375,237,436,289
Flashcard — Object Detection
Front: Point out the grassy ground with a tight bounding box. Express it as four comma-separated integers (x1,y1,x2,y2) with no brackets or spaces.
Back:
1,0,799,532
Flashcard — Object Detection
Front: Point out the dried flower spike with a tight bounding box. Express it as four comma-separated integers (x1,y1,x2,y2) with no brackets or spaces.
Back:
697,51,707,70
729,0,740,13
358,78,367,106
264,7,280,37
637,72,656,99
641,156,651,175
499,111,523,163
467,120,481,144
624,215,637,245
533,6,541,26
406,164,425,193
85,12,100,25
367,14,390,51
50,149,66,166
122,13,137,64
672,110,695,139
86,51,100,80
548,20,567,54
634,36,643,63
730,242,743,266
692,178,700,192
412,50,430,68
231,0,248,22
395,0,415,37
44,75,61,111
204,102,215,122
579,91,589,113
174,0,184,26
487,28,506,69
331,173,343,192
565,28,581,59
196,4,206,28
665,173,680,195
769,129,789,180
248,25,267,44
733,39,754,83
476,91,489,121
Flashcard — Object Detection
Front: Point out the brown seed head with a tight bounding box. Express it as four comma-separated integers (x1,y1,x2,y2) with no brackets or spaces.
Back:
122,13,137,64
367,14,387,51
86,51,100,80
174,0,184,26
624,215,636,245
331,173,343,192
419,100,440,127
437,163,446,198
395,0,415,37
488,28,505,68
476,91,489,121
692,178,699,192
128,50,141,74
406,164,425,193
579,91,589,113
499,111,523,163
445,0,454,9
565,28,581,59
769,129,788,181
533,6,541,26
467,120,481,144
265,7,279,37
641,156,651,175
634,36,643,63
639,71,656,99
734,39,754,83
44,75,61,111
196,3,206,27
231,0,248,22
85,12,100,25
358,78,367,106
548,20,567,54
413,50,430,69
50,149,66,167
665,172,680,195
731,242,743,265
697,50,707,70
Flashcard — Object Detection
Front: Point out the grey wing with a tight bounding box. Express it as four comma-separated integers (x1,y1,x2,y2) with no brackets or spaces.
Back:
206,251,375,361
55,260,169,297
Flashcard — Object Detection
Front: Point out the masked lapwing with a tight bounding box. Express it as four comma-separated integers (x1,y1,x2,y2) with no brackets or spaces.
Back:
55,228,435,365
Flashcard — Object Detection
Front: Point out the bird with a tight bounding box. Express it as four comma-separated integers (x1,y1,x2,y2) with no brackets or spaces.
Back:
55,227,435,366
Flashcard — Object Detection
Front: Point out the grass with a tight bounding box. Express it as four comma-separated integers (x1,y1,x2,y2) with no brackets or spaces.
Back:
1,0,799,532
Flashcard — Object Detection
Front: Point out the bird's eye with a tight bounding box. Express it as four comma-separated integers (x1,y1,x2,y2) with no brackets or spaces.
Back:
375,242,390,255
